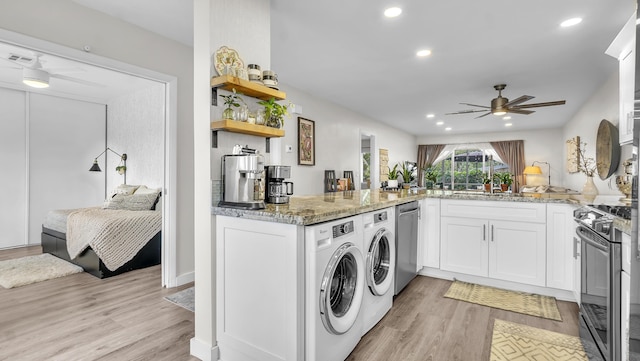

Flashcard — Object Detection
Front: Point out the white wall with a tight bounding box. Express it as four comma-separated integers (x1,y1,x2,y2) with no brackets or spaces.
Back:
0,0,194,279
107,83,165,191
417,128,565,188
562,71,632,195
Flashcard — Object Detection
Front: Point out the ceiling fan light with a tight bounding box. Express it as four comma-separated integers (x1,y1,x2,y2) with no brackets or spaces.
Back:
22,68,50,88
492,110,507,116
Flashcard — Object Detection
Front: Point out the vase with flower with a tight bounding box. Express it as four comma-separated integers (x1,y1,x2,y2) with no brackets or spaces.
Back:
570,138,599,202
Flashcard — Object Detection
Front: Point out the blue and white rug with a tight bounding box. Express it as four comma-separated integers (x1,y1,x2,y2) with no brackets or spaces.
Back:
164,286,194,312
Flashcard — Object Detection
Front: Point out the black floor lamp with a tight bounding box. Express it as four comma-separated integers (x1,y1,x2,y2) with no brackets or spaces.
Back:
89,147,128,184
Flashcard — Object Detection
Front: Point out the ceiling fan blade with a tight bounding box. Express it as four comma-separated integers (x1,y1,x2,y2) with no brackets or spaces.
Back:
50,73,106,88
516,100,566,109
460,102,491,109
445,109,490,115
507,108,535,115
475,112,492,119
504,95,534,108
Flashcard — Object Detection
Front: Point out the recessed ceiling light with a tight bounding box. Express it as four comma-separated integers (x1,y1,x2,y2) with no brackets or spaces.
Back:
436,121,444,125
384,7,402,18
560,17,582,27
426,113,435,118
503,116,511,120
416,49,432,57
505,123,513,127
445,127,452,131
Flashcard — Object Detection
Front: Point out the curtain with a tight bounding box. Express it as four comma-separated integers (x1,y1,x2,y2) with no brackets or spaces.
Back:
416,144,445,186
490,140,525,193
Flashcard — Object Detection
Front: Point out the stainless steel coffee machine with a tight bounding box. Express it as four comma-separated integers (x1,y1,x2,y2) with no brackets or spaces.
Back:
265,165,294,204
219,153,265,209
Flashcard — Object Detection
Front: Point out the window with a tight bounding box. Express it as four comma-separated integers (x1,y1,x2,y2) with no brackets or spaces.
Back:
429,145,508,191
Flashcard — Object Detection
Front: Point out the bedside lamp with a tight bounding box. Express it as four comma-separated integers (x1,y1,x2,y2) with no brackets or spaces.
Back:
523,161,550,185
89,147,128,184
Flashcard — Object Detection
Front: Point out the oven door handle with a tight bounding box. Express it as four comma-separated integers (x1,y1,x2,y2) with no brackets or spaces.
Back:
575,225,609,252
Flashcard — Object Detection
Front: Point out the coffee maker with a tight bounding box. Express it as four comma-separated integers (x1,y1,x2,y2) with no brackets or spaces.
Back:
265,165,294,204
219,153,265,209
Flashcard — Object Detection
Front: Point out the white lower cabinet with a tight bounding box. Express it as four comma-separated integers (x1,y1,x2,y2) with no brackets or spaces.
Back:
420,198,441,269
439,200,546,287
546,204,576,291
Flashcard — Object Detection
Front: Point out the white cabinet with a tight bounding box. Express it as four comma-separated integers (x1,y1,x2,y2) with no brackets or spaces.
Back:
439,200,546,287
420,198,441,269
606,13,636,145
546,204,576,291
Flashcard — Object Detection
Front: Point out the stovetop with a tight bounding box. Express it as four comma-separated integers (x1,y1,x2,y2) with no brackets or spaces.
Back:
589,204,632,220
574,203,632,240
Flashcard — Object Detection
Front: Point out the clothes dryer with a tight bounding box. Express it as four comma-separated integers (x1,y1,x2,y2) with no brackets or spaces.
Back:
361,207,396,334
305,216,364,361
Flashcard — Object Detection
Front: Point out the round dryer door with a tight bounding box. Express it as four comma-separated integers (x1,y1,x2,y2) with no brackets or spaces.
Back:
366,228,395,296
319,242,364,335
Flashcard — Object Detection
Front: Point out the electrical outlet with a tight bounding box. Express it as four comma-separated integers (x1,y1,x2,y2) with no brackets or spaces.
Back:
285,145,293,153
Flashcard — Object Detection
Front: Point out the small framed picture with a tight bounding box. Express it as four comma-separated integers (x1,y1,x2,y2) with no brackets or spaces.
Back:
298,117,315,166
566,136,580,173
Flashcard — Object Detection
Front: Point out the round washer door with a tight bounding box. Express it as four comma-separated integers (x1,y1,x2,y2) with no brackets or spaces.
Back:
366,228,395,296
319,242,364,335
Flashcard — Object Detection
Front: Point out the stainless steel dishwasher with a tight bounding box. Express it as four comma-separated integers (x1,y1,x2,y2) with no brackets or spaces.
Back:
395,201,419,295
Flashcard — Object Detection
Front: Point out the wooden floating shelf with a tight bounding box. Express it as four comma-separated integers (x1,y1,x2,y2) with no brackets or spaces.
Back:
211,75,286,101
211,119,285,138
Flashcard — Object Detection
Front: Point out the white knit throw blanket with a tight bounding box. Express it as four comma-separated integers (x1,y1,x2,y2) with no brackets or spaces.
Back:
66,207,162,271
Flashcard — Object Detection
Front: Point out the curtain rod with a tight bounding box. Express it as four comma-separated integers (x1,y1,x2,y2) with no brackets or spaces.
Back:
419,139,523,146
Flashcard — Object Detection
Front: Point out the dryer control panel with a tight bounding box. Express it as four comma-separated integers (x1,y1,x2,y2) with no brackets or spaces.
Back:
374,211,387,223
333,220,354,238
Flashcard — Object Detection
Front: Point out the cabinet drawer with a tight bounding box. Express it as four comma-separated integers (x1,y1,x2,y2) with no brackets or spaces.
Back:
441,200,546,223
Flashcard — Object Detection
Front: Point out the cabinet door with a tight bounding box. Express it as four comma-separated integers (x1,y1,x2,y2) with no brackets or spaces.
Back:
489,220,546,287
622,270,630,361
546,204,575,291
573,237,581,304
440,217,488,277
619,45,634,145
421,198,441,269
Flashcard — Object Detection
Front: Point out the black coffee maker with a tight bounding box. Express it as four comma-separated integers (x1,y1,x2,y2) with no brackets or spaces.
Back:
265,165,294,204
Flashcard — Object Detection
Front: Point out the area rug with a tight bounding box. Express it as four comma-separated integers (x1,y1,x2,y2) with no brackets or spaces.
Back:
491,319,587,360
164,286,194,312
444,280,562,321
0,253,83,289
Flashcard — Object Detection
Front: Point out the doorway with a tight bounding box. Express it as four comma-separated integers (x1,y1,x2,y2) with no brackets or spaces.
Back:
360,131,377,191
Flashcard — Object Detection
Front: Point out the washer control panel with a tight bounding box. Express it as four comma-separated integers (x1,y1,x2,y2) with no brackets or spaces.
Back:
333,220,354,238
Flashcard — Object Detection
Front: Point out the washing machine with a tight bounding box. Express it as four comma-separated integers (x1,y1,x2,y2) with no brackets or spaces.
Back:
361,207,396,334
305,216,365,361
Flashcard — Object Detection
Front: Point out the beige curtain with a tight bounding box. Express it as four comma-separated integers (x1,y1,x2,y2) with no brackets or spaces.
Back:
416,144,446,186
490,140,525,193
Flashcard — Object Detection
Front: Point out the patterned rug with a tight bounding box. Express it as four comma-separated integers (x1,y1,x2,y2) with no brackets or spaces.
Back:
164,286,194,312
491,319,587,360
0,253,83,289
444,280,562,321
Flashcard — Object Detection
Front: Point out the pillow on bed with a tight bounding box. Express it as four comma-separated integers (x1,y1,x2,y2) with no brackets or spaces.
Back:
103,193,158,211
108,184,140,198
134,186,162,210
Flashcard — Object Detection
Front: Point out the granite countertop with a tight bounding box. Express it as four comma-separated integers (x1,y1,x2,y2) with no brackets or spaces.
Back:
212,189,574,226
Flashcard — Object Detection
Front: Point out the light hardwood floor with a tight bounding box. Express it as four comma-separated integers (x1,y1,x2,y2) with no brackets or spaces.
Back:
347,276,580,361
0,246,198,361
1,247,579,361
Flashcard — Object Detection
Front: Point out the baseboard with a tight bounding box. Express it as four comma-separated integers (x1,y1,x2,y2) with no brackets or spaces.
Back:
190,337,219,361
419,267,576,303
176,271,195,286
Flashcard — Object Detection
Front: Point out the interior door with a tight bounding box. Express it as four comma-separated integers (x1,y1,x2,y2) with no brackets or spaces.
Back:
0,88,26,249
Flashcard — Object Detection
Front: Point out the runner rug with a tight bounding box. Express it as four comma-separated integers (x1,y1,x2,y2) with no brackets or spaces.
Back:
164,286,194,312
444,280,562,321
491,319,587,360
0,253,83,289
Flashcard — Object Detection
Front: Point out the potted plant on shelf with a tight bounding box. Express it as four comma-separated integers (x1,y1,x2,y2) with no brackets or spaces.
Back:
258,97,289,128
482,172,492,192
387,164,399,188
220,88,244,120
401,162,414,189
498,173,513,192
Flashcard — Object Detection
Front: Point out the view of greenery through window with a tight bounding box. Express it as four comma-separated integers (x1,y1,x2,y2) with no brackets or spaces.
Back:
430,149,508,190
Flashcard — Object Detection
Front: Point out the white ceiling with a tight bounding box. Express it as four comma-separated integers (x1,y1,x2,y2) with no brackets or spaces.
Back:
4,1,635,135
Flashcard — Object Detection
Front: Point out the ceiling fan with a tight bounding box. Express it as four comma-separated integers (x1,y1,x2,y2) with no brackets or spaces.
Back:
446,84,566,119
0,53,103,89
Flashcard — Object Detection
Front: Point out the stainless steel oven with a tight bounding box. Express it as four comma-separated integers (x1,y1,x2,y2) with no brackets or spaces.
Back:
575,206,622,361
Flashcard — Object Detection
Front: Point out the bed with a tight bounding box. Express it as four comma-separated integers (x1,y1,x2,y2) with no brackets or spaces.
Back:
41,185,162,279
